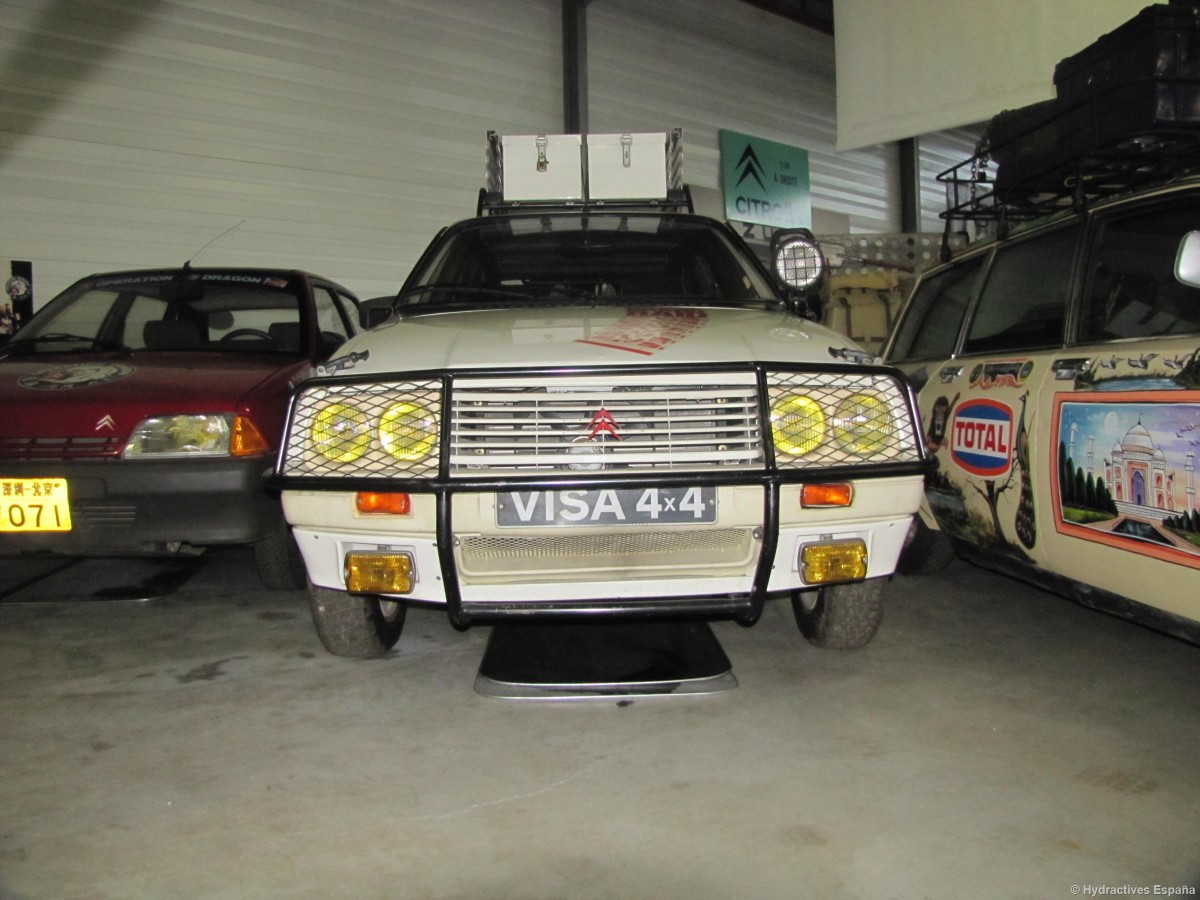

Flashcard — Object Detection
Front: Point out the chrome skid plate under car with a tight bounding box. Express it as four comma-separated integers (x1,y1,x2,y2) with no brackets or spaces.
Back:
474,618,737,700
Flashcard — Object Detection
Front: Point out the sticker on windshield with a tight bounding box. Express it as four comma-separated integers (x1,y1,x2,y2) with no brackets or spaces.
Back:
18,363,136,391
576,308,707,355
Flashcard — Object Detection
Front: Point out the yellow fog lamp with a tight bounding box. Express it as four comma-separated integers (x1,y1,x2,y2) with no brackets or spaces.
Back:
800,539,867,585
312,402,370,463
771,394,825,457
344,551,415,594
379,401,437,462
833,393,893,455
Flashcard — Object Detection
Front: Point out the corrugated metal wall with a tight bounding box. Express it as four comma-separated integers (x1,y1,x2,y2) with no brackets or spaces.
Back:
0,0,563,302
2,0,965,308
917,125,986,236
587,0,900,235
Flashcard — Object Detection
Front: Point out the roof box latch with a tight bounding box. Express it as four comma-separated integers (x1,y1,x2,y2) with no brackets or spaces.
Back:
621,134,633,168
536,135,549,172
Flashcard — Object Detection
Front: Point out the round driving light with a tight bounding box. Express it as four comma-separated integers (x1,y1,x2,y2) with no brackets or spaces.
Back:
379,401,437,461
771,394,825,456
834,393,893,455
774,236,825,290
312,402,370,462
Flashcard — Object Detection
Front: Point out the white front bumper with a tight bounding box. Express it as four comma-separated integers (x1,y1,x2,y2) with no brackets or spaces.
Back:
285,478,922,608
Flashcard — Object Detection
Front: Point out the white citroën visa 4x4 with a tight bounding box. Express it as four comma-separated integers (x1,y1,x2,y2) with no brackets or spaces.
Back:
272,132,927,657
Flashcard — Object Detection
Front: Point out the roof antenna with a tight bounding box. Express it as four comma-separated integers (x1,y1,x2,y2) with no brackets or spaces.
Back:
184,220,246,269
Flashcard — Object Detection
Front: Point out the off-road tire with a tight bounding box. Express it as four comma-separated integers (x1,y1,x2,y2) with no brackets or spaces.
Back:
309,583,406,658
895,517,957,576
792,577,886,649
253,515,307,590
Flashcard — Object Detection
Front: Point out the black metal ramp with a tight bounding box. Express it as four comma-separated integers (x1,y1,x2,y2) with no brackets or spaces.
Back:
474,618,737,699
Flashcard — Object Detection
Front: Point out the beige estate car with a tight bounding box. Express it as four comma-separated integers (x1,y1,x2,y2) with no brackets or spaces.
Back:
886,176,1200,643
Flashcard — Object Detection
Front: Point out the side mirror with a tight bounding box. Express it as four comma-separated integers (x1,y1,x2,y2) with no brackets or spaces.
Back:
1175,231,1200,288
358,296,396,329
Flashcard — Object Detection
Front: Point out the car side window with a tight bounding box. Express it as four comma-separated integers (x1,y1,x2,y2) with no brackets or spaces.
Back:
888,254,986,362
1079,202,1200,342
336,290,360,332
962,224,1080,355
313,287,352,341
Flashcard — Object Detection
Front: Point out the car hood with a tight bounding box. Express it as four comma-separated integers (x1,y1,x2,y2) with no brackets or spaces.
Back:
0,352,311,442
331,305,874,374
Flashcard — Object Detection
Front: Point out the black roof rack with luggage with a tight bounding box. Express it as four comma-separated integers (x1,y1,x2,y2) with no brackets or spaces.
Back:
938,3,1200,252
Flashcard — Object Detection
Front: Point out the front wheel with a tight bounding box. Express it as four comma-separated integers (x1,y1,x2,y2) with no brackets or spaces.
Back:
309,583,406,658
791,578,886,649
254,515,307,590
895,516,957,576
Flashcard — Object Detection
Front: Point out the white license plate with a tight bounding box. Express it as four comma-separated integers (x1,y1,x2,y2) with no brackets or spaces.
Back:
0,478,73,532
496,486,717,527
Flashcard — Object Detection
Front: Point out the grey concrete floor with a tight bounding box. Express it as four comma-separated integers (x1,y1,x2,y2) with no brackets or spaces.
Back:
1,549,1199,900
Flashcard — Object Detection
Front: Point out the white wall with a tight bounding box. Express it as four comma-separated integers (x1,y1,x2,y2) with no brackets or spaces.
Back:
2,0,927,308
588,0,901,234
0,0,563,302
835,0,1148,150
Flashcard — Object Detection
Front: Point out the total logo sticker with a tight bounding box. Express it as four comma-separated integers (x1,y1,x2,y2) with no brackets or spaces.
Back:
949,398,1013,478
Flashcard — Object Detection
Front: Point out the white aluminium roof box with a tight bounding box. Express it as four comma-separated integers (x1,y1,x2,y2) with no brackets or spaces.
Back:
587,132,668,200
494,133,584,202
485,131,682,206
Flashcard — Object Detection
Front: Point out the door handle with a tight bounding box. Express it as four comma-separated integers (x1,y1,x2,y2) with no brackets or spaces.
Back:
938,365,962,383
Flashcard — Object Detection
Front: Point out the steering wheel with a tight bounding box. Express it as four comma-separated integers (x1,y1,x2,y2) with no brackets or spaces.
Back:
219,328,277,344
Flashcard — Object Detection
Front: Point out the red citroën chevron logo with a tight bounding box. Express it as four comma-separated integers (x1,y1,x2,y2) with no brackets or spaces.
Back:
586,407,622,441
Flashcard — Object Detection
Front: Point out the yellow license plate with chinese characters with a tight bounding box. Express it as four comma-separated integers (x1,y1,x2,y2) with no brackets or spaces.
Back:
0,478,73,532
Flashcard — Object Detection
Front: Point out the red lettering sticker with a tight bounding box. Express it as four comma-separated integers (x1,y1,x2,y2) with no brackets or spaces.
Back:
577,308,707,355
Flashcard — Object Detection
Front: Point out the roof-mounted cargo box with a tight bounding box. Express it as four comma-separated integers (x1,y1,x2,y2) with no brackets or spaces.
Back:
478,130,691,214
938,3,1200,237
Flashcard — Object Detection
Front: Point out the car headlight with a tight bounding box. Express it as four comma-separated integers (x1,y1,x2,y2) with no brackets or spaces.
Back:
770,394,826,457
312,402,371,463
833,392,893,455
282,380,443,478
379,401,437,461
123,414,232,458
766,372,922,469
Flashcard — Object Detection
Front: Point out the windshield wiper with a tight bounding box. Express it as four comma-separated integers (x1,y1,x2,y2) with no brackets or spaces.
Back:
399,284,670,309
397,284,541,303
2,333,132,355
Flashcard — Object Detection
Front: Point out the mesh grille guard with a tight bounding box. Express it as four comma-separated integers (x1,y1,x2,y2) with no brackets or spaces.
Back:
275,363,927,487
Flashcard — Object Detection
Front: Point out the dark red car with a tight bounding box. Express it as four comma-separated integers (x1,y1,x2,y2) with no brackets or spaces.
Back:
0,267,362,588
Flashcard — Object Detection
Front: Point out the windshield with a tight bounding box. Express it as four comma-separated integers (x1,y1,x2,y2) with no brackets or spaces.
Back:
399,213,780,312
5,271,307,356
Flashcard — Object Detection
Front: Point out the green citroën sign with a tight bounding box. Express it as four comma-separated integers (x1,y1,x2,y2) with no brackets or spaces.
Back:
719,130,812,229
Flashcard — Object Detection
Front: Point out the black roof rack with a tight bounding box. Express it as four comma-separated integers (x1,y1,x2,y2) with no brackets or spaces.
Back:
937,2,1200,254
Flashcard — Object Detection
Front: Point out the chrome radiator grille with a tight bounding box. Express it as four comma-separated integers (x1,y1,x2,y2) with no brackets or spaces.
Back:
449,373,763,475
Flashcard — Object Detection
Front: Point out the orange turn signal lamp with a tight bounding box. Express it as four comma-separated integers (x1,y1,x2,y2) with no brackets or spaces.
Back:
800,482,853,508
355,492,412,516
231,416,271,457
